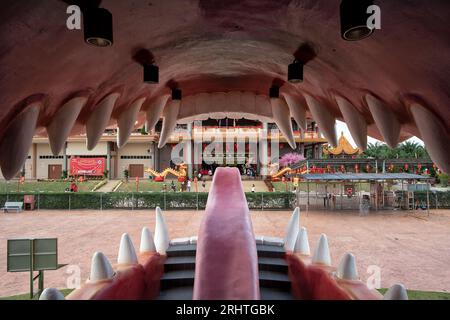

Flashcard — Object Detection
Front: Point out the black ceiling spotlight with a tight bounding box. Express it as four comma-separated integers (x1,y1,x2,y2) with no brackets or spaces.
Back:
172,88,182,101
269,86,279,99
143,63,159,84
83,7,113,47
288,60,303,83
340,0,375,41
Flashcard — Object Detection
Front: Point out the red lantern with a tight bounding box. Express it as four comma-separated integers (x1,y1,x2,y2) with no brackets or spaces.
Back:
404,163,409,171
417,163,422,171
340,165,345,173
354,164,359,173
389,164,394,172
327,164,331,173
366,164,371,173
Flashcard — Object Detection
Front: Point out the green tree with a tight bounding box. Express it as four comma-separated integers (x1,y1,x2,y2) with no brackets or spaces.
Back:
361,141,430,160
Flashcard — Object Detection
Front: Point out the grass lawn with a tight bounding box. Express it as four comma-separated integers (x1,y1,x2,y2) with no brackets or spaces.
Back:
0,289,74,300
377,288,450,300
117,179,184,192
0,181,101,193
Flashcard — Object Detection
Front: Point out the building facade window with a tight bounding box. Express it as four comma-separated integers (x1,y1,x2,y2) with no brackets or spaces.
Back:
120,155,152,159
39,155,64,159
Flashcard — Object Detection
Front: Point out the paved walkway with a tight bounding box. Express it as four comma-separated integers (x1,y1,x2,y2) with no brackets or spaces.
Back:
1,209,449,296
95,180,120,192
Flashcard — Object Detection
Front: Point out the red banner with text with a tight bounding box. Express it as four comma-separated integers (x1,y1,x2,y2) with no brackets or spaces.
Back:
70,157,105,176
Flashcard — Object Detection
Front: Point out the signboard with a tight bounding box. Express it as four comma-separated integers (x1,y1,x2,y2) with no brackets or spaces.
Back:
70,157,105,176
7,238,58,272
7,239,31,272
345,185,355,198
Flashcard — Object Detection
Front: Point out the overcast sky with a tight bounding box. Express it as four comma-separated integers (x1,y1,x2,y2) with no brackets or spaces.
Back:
335,120,424,148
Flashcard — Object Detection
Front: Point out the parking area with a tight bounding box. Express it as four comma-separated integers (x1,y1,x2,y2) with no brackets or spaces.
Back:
1,209,449,297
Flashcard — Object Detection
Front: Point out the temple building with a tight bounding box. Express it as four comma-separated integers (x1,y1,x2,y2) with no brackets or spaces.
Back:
0,119,328,180
323,133,363,159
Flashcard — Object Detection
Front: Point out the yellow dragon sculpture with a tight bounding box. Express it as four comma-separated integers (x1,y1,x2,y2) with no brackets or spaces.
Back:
145,163,188,179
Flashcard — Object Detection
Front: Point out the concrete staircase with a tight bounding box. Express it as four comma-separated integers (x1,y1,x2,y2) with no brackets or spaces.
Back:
157,243,293,300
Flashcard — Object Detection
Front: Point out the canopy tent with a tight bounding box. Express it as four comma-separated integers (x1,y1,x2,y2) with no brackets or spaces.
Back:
300,173,430,181
292,173,431,214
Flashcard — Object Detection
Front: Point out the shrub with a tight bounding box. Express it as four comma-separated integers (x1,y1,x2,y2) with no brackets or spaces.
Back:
438,173,449,187
0,192,298,210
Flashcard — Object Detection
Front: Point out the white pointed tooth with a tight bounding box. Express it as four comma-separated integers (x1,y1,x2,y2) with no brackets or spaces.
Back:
335,96,368,151
154,206,170,255
312,234,331,266
294,227,310,255
39,288,65,300
304,94,338,147
146,95,170,132
410,103,450,173
117,233,138,264
384,284,408,300
337,253,359,281
284,207,300,251
158,99,181,148
0,103,40,180
89,251,115,281
283,94,307,131
86,93,120,150
47,96,87,155
365,94,400,149
117,98,146,148
140,227,156,253
271,98,296,149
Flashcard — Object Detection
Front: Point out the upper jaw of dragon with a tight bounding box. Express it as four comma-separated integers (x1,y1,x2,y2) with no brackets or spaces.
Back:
0,89,449,180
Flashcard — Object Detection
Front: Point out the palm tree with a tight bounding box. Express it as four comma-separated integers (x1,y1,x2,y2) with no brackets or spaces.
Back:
361,141,429,159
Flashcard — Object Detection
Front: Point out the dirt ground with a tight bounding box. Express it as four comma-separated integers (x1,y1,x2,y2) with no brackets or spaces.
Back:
0,209,449,297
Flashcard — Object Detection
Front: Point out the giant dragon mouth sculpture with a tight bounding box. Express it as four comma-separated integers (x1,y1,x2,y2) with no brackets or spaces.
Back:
40,168,407,300
0,0,449,180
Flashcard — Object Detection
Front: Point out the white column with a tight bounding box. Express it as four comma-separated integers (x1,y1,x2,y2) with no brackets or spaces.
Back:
186,123,193,179
106,142,111,179
259,122,269,177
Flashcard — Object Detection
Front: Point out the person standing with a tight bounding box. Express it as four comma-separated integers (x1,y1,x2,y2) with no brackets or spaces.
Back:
187,179,191,192
251,184,255,193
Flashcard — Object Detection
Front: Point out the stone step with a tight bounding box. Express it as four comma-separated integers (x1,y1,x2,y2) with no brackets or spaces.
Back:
157,286,294,300
164,256,288,273
157,286,193,300
166,243,285,258
166,244,197,257
161,269,291,291
260,288,294,300
164,256,196,272
259,270,291,291
160,269,195,290
258,257,289,273
256,244,286,259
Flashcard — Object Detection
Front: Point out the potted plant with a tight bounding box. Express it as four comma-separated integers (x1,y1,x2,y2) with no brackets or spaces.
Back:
103,170,109,179
124,169,129,182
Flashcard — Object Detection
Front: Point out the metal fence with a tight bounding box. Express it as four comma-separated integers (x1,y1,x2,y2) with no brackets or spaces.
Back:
0,192,297,211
